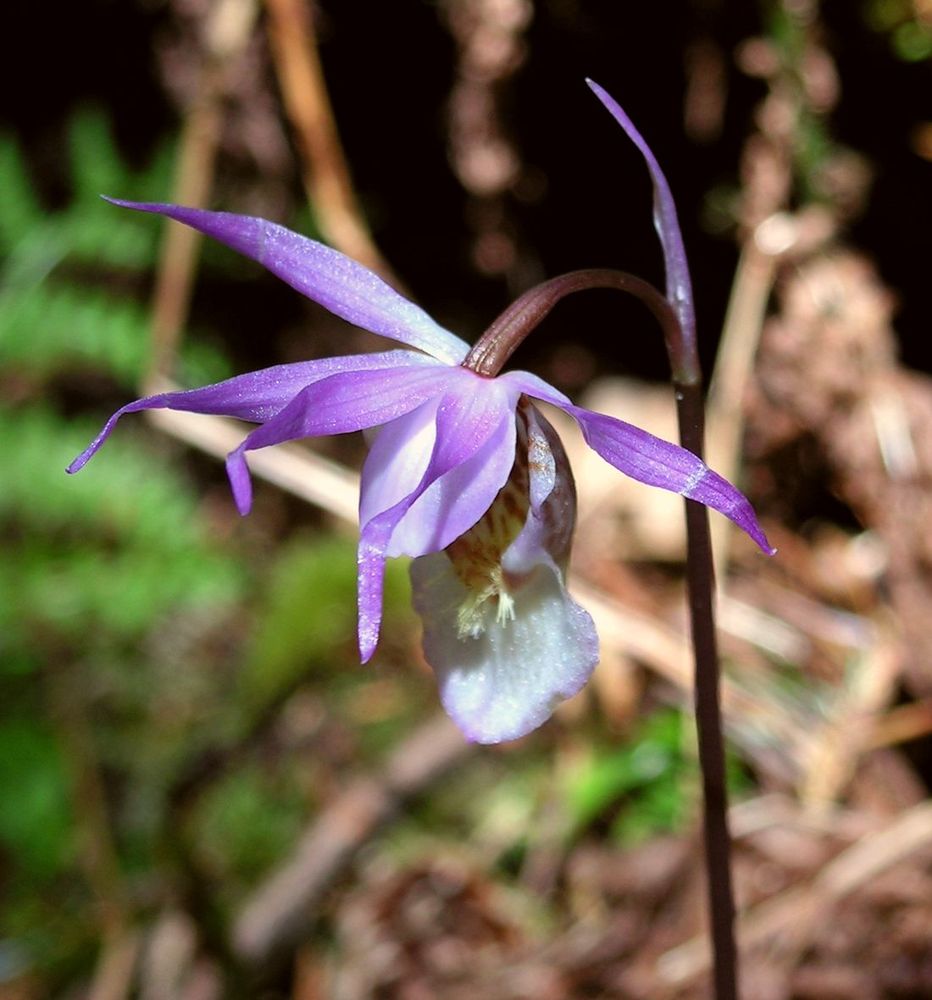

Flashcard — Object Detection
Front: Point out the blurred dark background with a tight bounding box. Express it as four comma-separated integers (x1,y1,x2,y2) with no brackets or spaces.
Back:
5,0,931,378
4,2,932,997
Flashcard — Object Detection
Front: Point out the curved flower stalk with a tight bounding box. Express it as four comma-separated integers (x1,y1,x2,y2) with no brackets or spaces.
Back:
68,130,771,745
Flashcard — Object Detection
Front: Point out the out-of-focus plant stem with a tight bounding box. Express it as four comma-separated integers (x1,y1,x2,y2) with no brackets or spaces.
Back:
147,0,258,386
264,0,399,284
45,657,140,1000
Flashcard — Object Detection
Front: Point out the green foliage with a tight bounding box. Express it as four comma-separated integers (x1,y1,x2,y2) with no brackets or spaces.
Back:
0,282,228,388
0,139,41,253
0,110,229,390
0,109,256,982
238,535,362,710
564,710,685,844
0,720,73,876
563,710,751,846
0,97,421,974
866,0,932,62
0,108,172,266
764,4,842,203
190,763,309,895
238,533,414,706
0,405,244,648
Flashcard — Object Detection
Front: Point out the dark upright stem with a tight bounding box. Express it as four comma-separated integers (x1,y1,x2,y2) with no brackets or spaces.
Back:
464,267,740,1000
587,76,745,999
675,380,737,1000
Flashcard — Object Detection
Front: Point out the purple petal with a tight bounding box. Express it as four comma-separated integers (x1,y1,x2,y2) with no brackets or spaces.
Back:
360,373,520,558
226,362,458,514
66,350,437,474
356,373,519,662
104,198,471,364
358,400,440,529
572,406,774,554
586,80,696,354
389,420,516,556
411,552,598,744
498,369,572,408
506,371,774,554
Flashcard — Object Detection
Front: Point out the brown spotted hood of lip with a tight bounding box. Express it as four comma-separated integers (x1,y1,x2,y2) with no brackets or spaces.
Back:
444,399,577,640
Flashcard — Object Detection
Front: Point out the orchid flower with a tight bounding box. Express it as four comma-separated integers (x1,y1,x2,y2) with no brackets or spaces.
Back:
68,94,772,745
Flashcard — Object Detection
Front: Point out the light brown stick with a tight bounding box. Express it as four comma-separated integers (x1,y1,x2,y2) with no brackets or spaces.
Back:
264,0,397,282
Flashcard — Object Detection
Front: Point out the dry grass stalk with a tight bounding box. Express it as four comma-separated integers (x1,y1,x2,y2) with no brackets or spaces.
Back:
147,0,259,383
263,0,397,282
657,800,932,988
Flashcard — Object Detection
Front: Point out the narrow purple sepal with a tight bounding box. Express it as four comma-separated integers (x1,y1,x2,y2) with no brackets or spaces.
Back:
572,405,774,555
585,80,697,363
504,371,773,554
103,198,471,364
678,466,776,556
66,350,435,475
224,362,459,515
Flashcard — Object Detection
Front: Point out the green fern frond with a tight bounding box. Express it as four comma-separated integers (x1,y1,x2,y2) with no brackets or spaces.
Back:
0,140,42,252
68,108,174,205
0,282,230,387
0,404,245,642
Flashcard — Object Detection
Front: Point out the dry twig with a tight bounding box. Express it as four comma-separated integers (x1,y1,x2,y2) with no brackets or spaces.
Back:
147,0,259,382
232,713,474,966
144,391,359,525
658,800,932,987
263,0,396,280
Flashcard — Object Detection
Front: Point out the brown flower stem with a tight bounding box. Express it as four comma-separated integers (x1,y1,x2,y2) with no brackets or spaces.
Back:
462,268,680,377
675,379,738,1000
